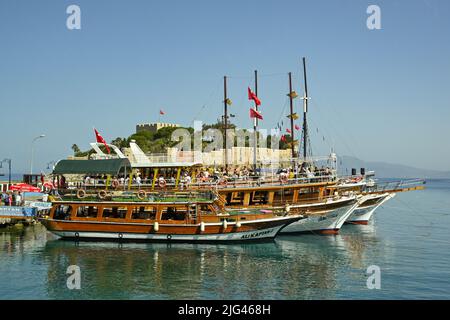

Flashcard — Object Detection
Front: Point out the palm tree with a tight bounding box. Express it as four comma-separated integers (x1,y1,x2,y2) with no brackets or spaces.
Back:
71,144,80,155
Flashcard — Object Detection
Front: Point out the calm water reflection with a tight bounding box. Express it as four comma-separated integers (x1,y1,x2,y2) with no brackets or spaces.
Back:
0,223,383,299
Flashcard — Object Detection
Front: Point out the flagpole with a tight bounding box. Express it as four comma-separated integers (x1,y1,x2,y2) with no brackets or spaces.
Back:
253,70,258,173
223,75,228,172
302,57,309,161
288,72,295,165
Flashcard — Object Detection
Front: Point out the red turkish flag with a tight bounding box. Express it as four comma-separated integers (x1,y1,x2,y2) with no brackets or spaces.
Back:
286,128,292,134
94,128,111,154
295,124,300,130
160,109,165,115
248,87,261,106
281,135,286,142
249,108,263,120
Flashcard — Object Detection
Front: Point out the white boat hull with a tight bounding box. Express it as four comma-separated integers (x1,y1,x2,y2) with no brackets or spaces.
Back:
280,201,359,235
50,224,286,242
346,193,395,225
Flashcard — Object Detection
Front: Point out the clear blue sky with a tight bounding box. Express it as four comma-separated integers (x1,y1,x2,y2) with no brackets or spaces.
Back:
1,0,449,173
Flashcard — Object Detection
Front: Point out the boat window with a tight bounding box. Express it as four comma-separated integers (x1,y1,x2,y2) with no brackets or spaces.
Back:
131,206,156,220
161,206,187,221
53,205,72,220
299,188,312,194
102,206,128,219
226,192,245,205
251,191,268,204
193,203,217,216
76,206,99,218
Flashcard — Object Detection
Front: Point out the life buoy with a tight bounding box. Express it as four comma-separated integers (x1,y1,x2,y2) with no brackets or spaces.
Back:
158,180,167,188
76,189,86,199
137,190,146,200
98,190,108,200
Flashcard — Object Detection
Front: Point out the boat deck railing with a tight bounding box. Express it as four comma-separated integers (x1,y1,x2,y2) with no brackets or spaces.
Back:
365,178,426,193
54,189,219,203
59,174,338,192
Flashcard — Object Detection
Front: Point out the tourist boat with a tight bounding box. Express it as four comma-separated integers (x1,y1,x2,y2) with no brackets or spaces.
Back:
222,192,360,235
331,175,425,224
345,192,395,225
45,56,425,235
279,194,360,234
39,190,305,242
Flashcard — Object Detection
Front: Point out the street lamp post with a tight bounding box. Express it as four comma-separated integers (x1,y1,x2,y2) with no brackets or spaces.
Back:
0,159,12,185
30,135,45,175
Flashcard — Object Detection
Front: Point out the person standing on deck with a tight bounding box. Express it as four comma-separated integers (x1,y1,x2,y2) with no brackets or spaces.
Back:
136,175,142,186
15,192,22,206
1,192,8,206
185,173,191,187
84,175,91,186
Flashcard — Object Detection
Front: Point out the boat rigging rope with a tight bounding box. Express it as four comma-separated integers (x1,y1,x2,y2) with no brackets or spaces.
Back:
227,72,287,79
190,77,222,126
309,98,360,161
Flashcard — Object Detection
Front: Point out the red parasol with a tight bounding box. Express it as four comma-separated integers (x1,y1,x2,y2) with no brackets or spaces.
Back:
9,183,41,193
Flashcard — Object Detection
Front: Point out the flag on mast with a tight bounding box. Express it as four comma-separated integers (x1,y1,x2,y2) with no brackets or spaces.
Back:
249,108,263,120
295,124,300,130
159,109,165,115
248,87,261,106
94,128,111,154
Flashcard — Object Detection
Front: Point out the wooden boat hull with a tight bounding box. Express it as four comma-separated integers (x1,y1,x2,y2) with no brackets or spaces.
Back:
39,215,303,242
280,197,359,235
345,193,395,225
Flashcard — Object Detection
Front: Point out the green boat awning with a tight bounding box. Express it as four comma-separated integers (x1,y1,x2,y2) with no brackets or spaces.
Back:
53,159,131,175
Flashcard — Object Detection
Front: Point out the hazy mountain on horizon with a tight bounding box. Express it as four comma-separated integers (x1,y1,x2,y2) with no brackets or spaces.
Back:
338,155,450,179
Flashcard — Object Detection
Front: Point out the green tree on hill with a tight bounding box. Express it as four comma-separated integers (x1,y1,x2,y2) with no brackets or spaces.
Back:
71,144,80,155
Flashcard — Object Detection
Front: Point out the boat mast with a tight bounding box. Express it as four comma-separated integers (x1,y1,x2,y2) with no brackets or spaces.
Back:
301,57,309,161
253,70,258,172
223,75,228,172
288,72,295,162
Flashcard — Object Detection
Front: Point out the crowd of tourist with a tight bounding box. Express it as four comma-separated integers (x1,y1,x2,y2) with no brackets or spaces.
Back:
1,191,24,206
73,163,335,190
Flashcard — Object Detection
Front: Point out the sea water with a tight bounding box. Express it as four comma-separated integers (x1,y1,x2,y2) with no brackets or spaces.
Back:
0,179,449,299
